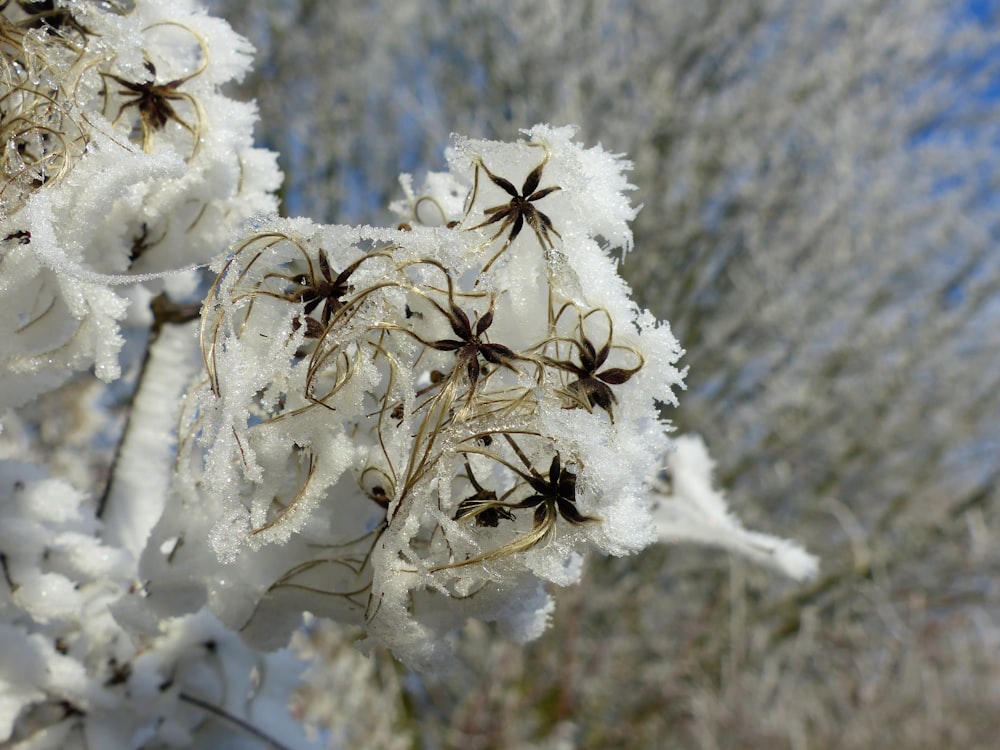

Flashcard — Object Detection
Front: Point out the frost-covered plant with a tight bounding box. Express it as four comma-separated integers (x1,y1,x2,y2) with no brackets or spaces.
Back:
0,0,819,744
144,125,690,669
0,0,278,412
0,0,300,745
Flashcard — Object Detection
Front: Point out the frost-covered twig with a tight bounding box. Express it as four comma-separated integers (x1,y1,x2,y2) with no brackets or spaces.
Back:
652,435,818,582
100,315,200,557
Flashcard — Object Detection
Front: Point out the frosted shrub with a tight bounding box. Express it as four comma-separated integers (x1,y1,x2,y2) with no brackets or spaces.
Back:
144,125,688,668
0,1,298,745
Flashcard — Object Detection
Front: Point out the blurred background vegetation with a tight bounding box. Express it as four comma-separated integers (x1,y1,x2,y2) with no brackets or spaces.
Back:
206,1,1000,746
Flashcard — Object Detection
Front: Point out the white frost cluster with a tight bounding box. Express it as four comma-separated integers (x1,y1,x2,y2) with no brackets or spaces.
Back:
145,125,687,669
0,0,279,411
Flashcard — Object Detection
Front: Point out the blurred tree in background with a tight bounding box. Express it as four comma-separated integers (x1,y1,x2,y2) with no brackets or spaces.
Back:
206,1,1000,747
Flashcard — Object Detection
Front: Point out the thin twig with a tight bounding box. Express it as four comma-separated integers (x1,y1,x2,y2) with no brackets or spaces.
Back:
178,692,295,750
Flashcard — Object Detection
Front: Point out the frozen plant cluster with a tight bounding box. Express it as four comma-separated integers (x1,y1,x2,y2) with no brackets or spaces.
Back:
146,125,688,669
199,0,1000,744
146,124,816,672
0,0,278,411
